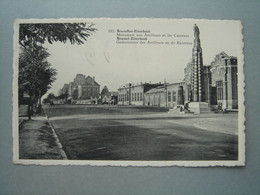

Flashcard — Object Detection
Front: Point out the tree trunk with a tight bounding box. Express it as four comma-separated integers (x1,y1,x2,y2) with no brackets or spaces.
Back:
37,95,42,114
27,97,32,120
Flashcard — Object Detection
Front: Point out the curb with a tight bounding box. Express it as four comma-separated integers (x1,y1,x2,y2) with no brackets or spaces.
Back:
19,119,24,127
43,110,68,160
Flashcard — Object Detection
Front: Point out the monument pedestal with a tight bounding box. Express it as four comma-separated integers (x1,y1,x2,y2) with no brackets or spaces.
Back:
188,102,210,114
168,105,185,114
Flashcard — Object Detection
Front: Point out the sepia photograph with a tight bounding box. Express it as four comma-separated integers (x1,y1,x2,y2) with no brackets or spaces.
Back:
13,18,245,166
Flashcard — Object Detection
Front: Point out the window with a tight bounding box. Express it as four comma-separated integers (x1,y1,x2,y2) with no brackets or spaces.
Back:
137,93,139,101
140,92,143,101
172,91,176,102
216,80,223,100
168,92,171,102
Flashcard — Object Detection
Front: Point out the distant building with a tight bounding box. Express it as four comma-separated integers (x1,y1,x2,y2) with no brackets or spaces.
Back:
101,86,118,104
102,92,118,105
210,52,238,109
60,74,100,104
165,82,185,107
144,82,185,107
118,83,164,106
144,86,166,107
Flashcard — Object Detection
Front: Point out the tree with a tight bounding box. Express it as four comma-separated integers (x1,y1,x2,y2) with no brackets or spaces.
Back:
19,23,97,47
18,22,97,119
72,88,79,100
19,45,57,119
101,86,109,96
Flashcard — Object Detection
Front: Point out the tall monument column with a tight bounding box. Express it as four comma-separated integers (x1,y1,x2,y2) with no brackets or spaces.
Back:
191,24,204,102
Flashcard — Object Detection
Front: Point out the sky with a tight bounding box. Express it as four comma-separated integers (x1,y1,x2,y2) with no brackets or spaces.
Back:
43,18,242,95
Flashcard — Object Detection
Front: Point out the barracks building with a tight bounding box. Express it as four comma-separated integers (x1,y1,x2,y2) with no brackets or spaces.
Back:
60,74,100,104
117,24,238,112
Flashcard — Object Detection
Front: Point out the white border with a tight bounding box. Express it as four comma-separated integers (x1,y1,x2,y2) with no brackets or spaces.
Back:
13,18,245,167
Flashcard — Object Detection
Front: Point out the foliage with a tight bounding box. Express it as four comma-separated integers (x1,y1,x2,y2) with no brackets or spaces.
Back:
18,22,97,118
19,23,97,47
57,92,68,100
101,86,109,96
72,88,79,100
47,93,56,100
19,45,57,100
43,93,56,104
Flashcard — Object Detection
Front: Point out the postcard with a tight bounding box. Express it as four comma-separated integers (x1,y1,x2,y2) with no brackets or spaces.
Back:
13,18,245,166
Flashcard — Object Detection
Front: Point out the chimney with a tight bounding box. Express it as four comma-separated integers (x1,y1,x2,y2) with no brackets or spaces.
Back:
93,76,95,81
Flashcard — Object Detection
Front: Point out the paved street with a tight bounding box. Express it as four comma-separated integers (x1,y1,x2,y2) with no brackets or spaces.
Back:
43,105,238,160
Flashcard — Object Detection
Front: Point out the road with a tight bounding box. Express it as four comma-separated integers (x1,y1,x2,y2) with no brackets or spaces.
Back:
44,105,238,160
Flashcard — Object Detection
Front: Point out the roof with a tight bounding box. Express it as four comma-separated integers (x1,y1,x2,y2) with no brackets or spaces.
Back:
118,82,164,90
85,76,100,86
166,81,185,87
145,86,166,94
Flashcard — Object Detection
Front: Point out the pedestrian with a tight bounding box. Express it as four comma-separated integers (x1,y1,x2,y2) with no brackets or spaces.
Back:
184,102,190,113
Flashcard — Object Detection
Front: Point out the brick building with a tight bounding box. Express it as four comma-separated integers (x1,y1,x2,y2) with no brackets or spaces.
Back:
210,52,238,109
61,74,100,104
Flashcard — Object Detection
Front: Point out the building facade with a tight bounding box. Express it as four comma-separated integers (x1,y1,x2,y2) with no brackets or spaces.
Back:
144,86,166,107
60,74,100,104
144,82,185,107
166,82,185,107
118,83,163,106
210,52,238,109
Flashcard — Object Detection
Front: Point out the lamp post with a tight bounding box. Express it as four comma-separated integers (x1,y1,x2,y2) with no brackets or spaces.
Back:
164,79,167,107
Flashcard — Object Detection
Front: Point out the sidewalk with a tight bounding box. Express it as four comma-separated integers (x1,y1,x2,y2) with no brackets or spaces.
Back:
19,108,66,159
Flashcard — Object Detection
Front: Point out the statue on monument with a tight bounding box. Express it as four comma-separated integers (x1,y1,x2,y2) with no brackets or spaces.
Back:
194,24,200,38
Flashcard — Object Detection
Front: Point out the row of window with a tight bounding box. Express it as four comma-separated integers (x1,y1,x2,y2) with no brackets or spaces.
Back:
118,92,143,102
118,91,179,102
119,81,225,103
